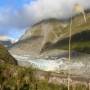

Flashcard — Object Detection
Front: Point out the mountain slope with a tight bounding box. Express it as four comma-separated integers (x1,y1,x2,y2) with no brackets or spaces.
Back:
10,12,90,58
0,44,17,64
44,30,90,54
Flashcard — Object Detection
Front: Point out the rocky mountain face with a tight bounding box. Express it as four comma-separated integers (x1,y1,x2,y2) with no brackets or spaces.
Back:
0,44,17,65
0,40,12,47
10,12,90,58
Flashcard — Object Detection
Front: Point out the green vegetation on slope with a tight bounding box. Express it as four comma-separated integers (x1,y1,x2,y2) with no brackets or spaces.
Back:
0,64,64,90
0,44,17,64
47,30,90,54
0,63,89,90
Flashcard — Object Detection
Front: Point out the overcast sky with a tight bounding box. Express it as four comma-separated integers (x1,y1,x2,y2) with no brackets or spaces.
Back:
0,0,90,41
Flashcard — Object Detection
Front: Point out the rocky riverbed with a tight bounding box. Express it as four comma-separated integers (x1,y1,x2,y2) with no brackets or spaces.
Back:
10,53,90,77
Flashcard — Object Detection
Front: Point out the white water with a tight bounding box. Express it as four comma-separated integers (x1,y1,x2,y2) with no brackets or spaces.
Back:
12,54,85,72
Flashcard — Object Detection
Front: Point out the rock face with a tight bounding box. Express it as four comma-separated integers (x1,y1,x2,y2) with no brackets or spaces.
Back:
0,44,17,65
11,19,68,56
10,12,90,58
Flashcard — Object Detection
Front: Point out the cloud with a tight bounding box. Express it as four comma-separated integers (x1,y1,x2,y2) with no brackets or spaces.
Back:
0,35,10,41
0,35,19,44
31,0,90,20
0,7,35,29
0,35,15,41
0,0,90,39
22,0,90,25
0,0,90,30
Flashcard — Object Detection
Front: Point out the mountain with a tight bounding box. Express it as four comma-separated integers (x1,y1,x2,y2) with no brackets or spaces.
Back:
0,40,12,47
0,44,17,64
0,36,13,47
10,12,90,58
0,11,90,90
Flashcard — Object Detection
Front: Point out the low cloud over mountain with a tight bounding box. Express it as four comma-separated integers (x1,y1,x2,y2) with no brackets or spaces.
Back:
0,0,90,39
0,35,17,47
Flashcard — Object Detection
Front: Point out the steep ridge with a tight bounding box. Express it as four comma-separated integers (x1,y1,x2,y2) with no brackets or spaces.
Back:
10,19,67,55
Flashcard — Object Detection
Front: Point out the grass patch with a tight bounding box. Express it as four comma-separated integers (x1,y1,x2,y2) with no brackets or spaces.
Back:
0,63,89,90
44,30,90,54
0,44,17,64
